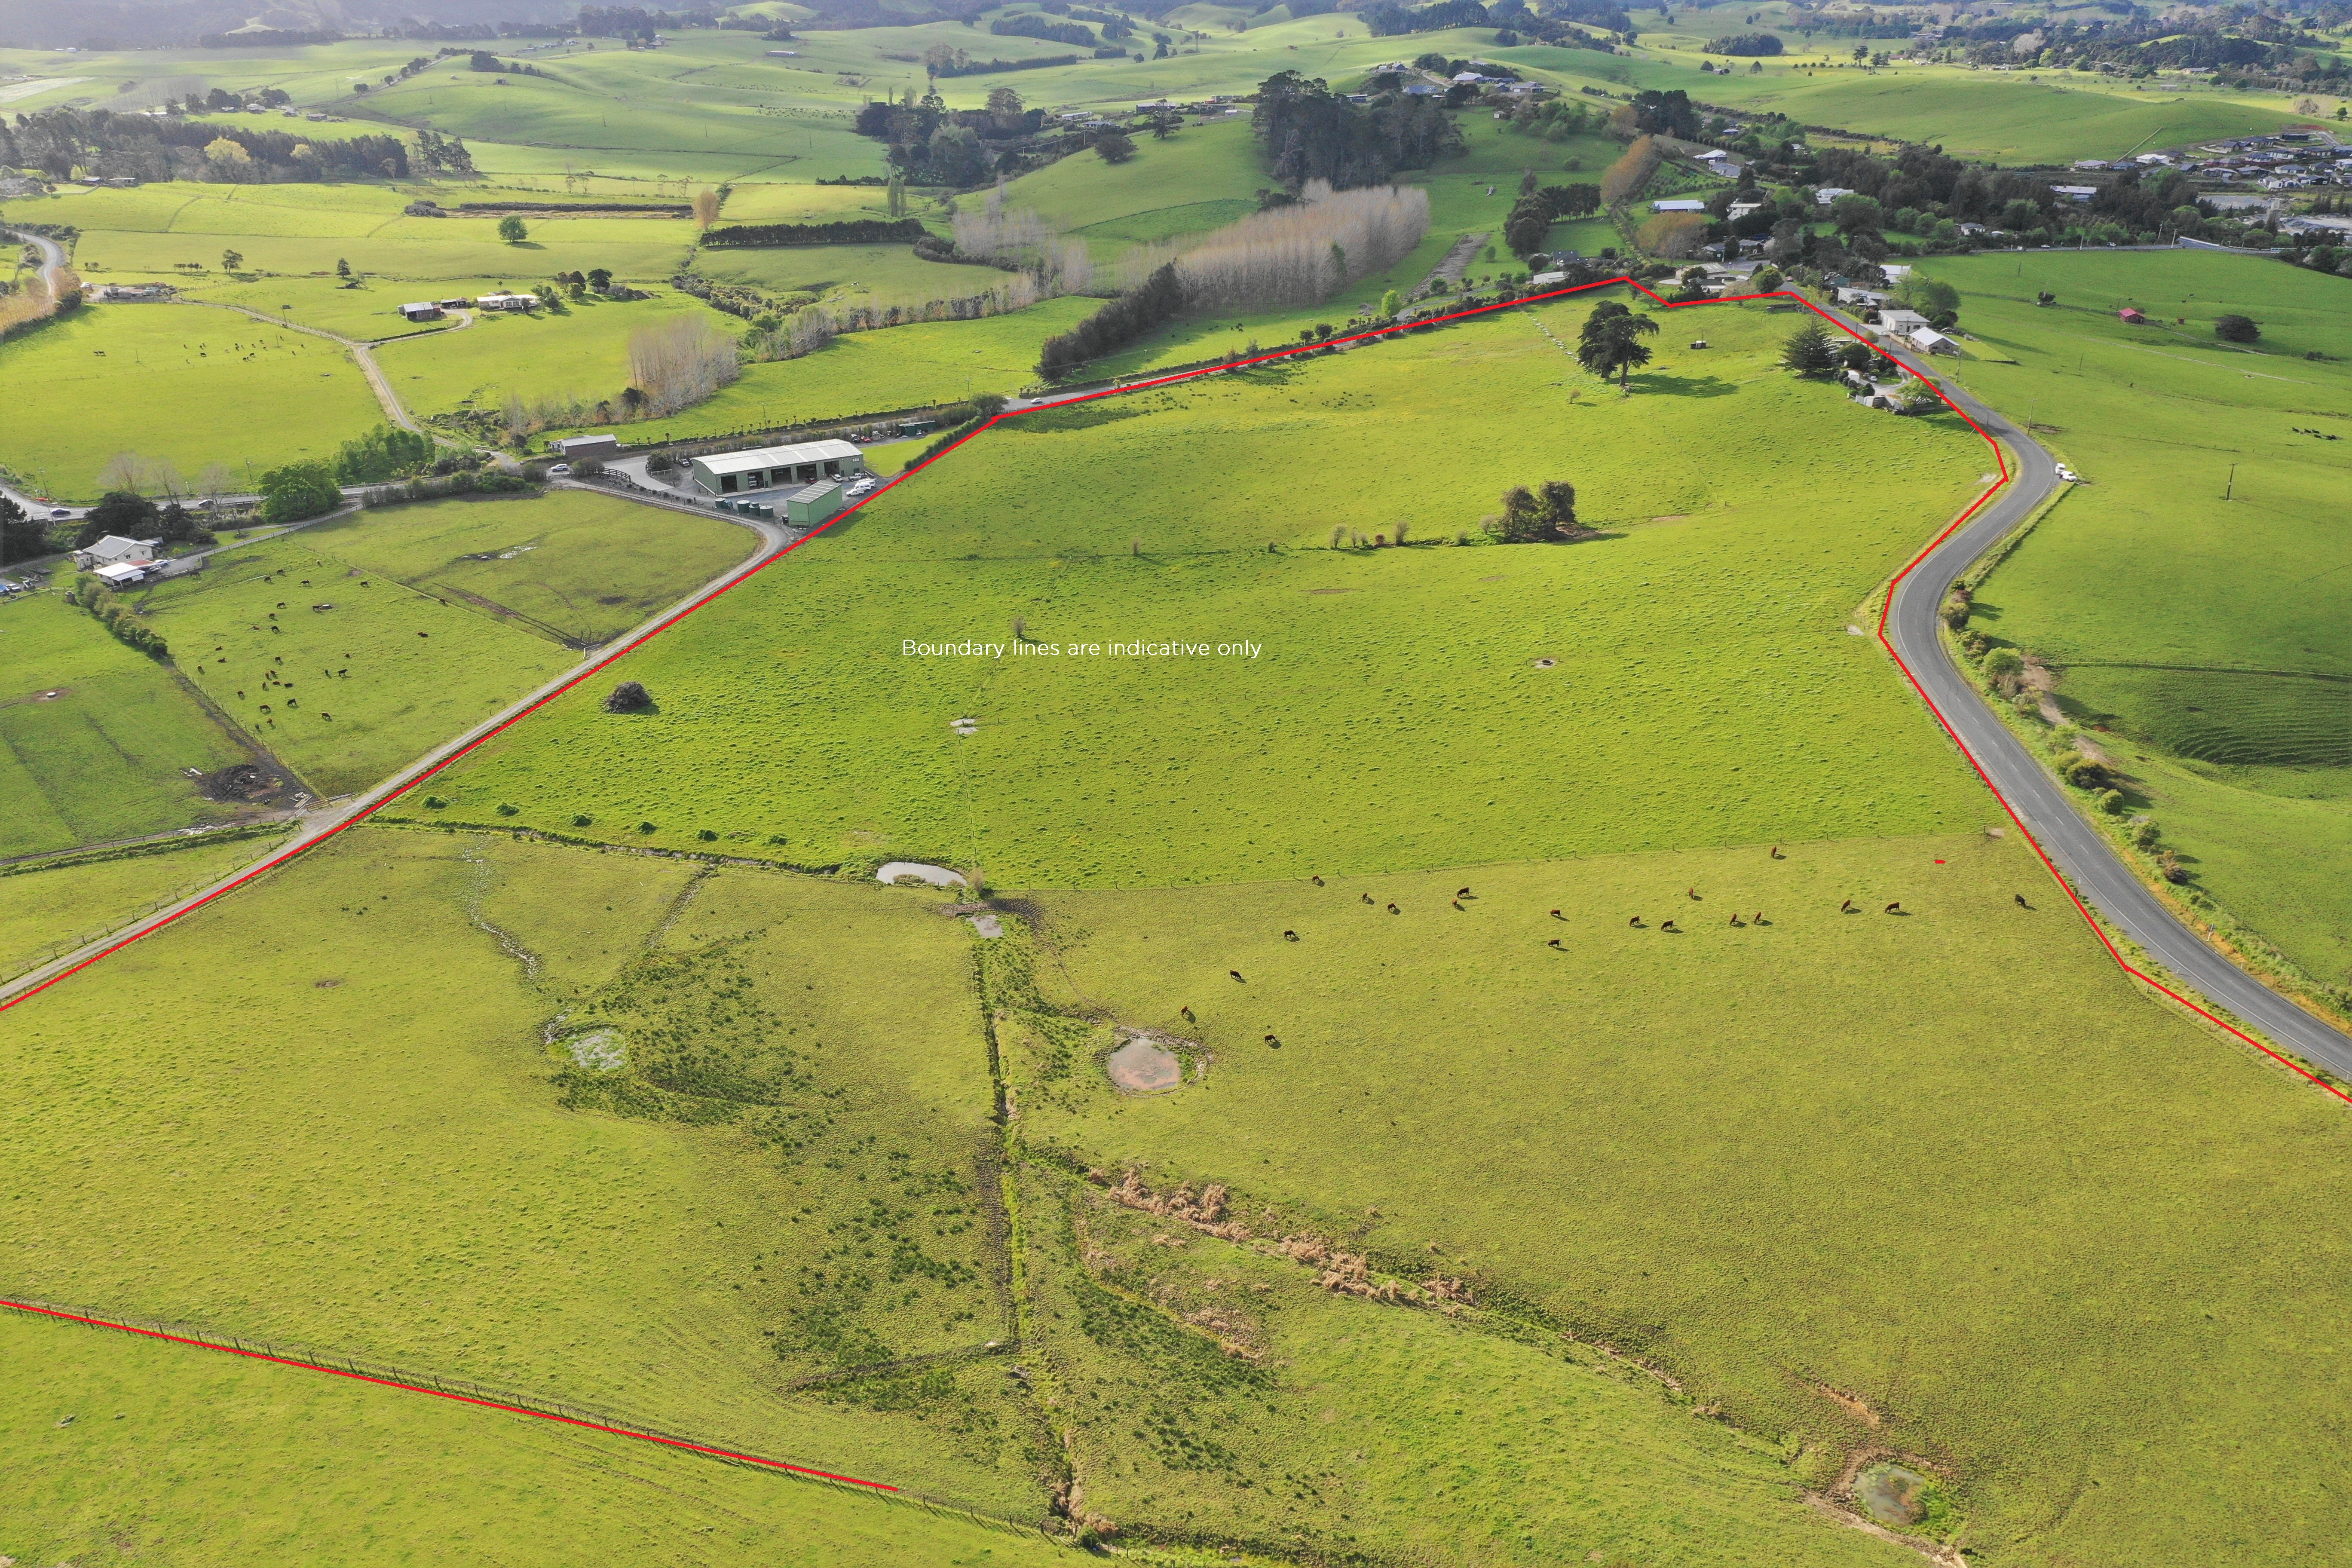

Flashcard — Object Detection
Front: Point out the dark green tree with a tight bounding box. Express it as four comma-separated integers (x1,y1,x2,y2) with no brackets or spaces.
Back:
1779,320,1840,376
257,461,343,525
75,492,160,549
2214,313,2259,343
1576,302,1658,386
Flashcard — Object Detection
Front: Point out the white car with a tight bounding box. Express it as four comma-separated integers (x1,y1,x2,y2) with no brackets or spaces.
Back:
548,462,572,477
2055,464,2079,482
844,474,878,497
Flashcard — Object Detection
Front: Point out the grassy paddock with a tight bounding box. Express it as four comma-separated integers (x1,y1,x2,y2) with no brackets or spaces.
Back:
0,593,250,858
420,297,1991,884
1011,832,2352,1568
0,301,385,500
0,1308,1065,1565
0,828,1040,1513
0,833,283,981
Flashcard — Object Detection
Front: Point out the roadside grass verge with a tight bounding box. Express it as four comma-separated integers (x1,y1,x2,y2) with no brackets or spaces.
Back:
0,831,284,982
1917,249,2350,985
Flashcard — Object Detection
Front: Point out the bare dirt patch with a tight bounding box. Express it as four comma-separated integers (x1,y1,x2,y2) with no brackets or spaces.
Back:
194,760,293,803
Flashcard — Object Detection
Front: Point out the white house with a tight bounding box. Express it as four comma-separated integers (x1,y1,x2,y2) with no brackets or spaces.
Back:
1908,326,1959,356
74,534,158,570
1814,186,1856,206
689,438,865,499
1727,198,1767,221
476,292,536,312
1651,198,1707,214
1877,308,1931,333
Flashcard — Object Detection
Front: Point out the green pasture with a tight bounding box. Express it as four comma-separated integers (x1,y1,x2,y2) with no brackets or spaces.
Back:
696,241,965,303
0,833,285,982
1019,1162,1911,1566
297,489,758,647
414,296,1993,885
1,1310,1065,1568
544,296,1099,443
176,273,469,341
1012,832,2352,1568
373,285,723,418
141,533,576,797
0,593,249,858
0,827,1040,1514
0,301,383,501
1915,250,2351,982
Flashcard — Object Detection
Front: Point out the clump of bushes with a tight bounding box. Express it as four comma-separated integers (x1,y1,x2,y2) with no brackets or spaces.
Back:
605,680,653,713
67,574,168,656
1485,480,1578,544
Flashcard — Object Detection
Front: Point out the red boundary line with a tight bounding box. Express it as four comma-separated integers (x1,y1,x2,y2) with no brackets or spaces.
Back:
0,1297,898,1491
4,271,2343,1478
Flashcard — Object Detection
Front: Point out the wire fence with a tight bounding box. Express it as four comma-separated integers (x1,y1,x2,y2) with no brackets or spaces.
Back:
1,1294,1059,1546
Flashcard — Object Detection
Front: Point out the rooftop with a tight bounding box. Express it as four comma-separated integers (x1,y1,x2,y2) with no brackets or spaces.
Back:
696,438,863,477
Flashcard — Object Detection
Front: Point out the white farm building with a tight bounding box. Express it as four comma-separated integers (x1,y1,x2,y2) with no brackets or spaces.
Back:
689,439,866,499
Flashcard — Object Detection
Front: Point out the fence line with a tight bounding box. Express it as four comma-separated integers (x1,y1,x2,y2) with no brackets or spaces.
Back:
0,1293,1058,1546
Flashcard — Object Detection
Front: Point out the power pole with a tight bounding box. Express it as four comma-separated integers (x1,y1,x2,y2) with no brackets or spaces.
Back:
2223,463,2236,501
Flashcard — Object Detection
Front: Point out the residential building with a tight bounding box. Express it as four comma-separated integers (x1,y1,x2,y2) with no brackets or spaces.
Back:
398,302,444,322
688,438,865,499
1814,186,1856,205
74,535,158,569
476,292,536,311
1908,327,1958,356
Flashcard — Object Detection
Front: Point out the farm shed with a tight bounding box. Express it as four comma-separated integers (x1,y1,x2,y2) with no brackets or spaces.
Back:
689,439,865,499
554,435,622,459
398,302,444,322
2118,307,2146,324
92,560,151,588
1908,327,1959,357
784,480,850,528
1651,198,1707,214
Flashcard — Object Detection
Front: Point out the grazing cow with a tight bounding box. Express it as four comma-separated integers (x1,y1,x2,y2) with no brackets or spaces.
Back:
1452,900,1464,911
1547,937,1562,948
1263,1034,1279,1044
1884,902,1902,914
1550,908,1563,919
1386,903,1400,914
1362,893,1375,905
1312,875,1324,886
1628,916,1644,928
2015,894,2031,909
1456,887,1472,899
1661,919,1679,932
1229,969,1245,981
1687,886,1700,900
1841,899,1856,913
1770,846,1783,859
1283,930,1299,941
1729,914,1743,927
1755,912,1767,925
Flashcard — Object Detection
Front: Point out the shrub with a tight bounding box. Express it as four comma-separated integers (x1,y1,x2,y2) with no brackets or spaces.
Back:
2096,789,2125,815
1979,647,2024,682
604,680,654,713
2213,314,2259,343
697,828,719,841
2132,819,2160,849
573,813,594,826
637,821,658,834
257,460,342,525
423,795,447,809
496,802,520,816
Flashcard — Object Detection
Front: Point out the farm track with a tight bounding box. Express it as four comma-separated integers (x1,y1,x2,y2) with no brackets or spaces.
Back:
180,299,425,435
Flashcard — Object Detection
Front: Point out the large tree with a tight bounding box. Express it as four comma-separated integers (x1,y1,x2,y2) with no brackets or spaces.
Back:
75,492,160,548
0,495,49,565
1778,320,1840,376
1576,301,1658,386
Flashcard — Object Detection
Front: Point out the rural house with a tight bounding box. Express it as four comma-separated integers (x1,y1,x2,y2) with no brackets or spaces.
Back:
74,534,159,570
1908,327,1959,357
476,292,536,312
688,439,866,499
399,302,444,322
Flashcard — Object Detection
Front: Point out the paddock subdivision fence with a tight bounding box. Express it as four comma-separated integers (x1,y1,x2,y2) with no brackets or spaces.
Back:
0,1294,1058,1546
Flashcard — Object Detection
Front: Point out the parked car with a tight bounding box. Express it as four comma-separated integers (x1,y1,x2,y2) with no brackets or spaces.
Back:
845,475,878,497
2055,464,2079,482
548,462,572,477
48,508,70,521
